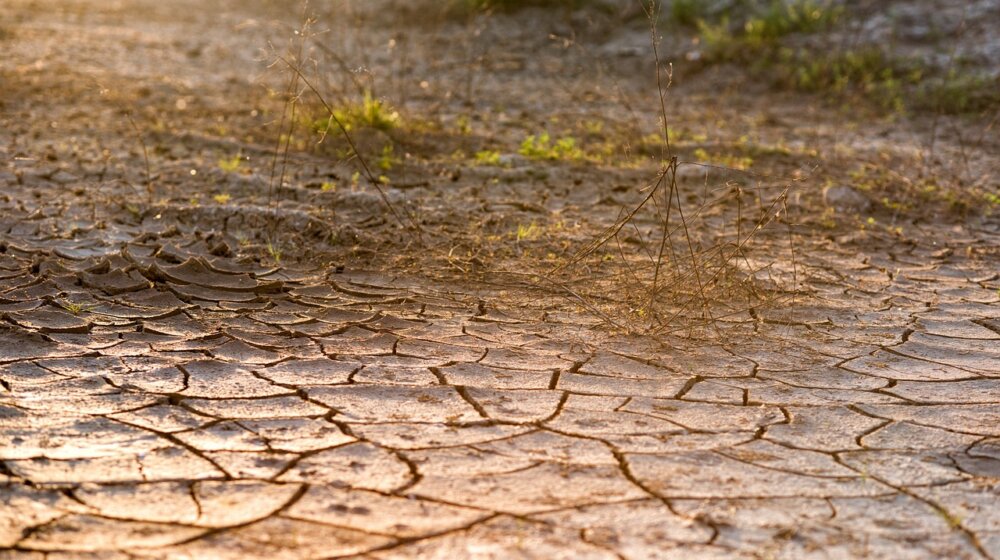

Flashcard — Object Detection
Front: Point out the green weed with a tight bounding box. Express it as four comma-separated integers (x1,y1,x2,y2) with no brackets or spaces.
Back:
849,162,994,217
314,90,399,133
377,143,397,171
124,204,141,220
218,154,244,173
519,132,584,161
61,301,94,315
515,222,543,241
267,240,283,264
691,1,996,114
455,115,472,135
692,147,754,170
671,0,711,27
914,69,1000,114
698,0,841,60
744,0,840,42
778,48,915,112
474,150,502,165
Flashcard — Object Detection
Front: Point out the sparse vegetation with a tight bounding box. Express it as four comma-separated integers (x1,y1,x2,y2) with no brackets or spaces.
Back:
518,132,584,161
670,0,710,28
266,240,283,263
686,0,997,115
60,301,94,315
377,143,397,171
4,3,998,556
691,147,754,171
695,0,841,59
218,154,245,173
515,222,543,242
313,90,400,133
474,149,503,165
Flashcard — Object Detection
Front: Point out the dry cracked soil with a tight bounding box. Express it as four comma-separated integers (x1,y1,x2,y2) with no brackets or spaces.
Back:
1,0,999,559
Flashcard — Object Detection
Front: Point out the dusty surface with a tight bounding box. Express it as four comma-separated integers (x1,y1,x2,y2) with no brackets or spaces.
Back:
2,0,1000,559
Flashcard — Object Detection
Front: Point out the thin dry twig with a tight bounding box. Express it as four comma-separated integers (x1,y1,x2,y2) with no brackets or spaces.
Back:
277,55,424,240
125,111,153,202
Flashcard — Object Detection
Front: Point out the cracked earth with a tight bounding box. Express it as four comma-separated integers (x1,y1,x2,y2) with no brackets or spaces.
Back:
2,1,1000,558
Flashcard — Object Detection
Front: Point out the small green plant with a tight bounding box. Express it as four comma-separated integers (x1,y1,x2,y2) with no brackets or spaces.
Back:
266,241,283,264
61,301,94,315
780,48,912,112
213,193,232,204
746,0,840,43
124,204,141,219
671,0,710,27
697,17,737,59
320,181,337,192
881,196,909,213
698,1,841,61
582,120,605,136
455,115,472,135
377,143,397,171
914,69,1000,114
474,150,502,165
817,207,837,229
218,154,244,173
515,222,542,241
692,147,754,170
314,90,399,133
518,132,584,161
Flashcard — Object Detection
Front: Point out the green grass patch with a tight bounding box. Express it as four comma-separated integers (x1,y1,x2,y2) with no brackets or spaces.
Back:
474,150,503,165
377,143,398,171
218,154,245,173
688,1,997,115
776,48,998,114
850,162,1000,216
696,0,841,61
313,91,399,133
519,132,584,161
671,0,711,27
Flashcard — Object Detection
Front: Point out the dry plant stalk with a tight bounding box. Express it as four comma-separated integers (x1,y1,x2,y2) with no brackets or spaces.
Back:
264,7,423,243
542,0,802,335
125,111,153,203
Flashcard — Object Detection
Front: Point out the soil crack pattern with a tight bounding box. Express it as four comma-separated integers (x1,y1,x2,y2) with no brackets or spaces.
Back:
2,0,1000,558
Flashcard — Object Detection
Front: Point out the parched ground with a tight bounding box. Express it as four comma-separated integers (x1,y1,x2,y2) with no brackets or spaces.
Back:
1,1,1000,558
